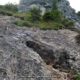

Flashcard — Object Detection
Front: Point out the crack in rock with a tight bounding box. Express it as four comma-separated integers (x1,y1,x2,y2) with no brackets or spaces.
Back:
26,40,71,71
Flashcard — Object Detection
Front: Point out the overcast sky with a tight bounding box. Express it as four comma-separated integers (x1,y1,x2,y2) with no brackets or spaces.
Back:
0,0,79,12
0,0,20,5
68,0,80,12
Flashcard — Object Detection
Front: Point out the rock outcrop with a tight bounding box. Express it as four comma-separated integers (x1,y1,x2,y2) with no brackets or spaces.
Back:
57,0,79,21
19,0,53,15
0,16,80,80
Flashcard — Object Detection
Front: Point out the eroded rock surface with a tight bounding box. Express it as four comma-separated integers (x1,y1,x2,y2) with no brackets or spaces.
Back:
0,16,79,80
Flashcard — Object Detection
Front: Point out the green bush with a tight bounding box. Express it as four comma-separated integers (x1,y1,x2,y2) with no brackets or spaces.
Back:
30,8,41,22
43,12,54,21
52,0,59,10
43,10,63,22
0,3,18,16
52,10,63,22
62,19,74,29
4,3,18,12
0,10,13,16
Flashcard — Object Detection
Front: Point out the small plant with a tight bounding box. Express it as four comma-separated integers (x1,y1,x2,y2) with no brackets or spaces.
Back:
52,10,63,22
43,12,54,21
43,10,63,22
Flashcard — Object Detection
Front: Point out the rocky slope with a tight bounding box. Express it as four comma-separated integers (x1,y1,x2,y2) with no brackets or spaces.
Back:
0,16,79,80
57,0,79,21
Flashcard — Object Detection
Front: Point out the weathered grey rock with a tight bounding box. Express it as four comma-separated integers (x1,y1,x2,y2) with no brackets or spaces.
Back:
0,16,70,80
0,15,80,80
57,0,80,31
57,0,79,21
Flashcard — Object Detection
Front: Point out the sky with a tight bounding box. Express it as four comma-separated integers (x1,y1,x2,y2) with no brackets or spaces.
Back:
0,0,20,5
68,0,80,12
0,0,79,12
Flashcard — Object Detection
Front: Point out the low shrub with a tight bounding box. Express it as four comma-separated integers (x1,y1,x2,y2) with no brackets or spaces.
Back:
0,10,13,16
14,20,33,27
4,3,18,12
13,13,26,20
43,10,63,22
43,12,54,21
38,21,64,30
62,19,74,29
0,3,18,16
29,8,41,22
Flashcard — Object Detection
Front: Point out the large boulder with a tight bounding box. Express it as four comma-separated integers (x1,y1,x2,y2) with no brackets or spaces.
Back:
0,16,80,79
0,16,70,80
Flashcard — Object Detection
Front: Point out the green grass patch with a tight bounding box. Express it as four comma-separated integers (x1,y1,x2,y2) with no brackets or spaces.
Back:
38,21,64,30
14,20,33,27
0,3,74,30
14,19,64,30
14,11,74,30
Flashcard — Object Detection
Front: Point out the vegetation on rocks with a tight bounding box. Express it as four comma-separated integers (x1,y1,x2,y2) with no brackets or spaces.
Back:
14,8,74,30
0,3,18,16
29,8,42,22
0,2,74,30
